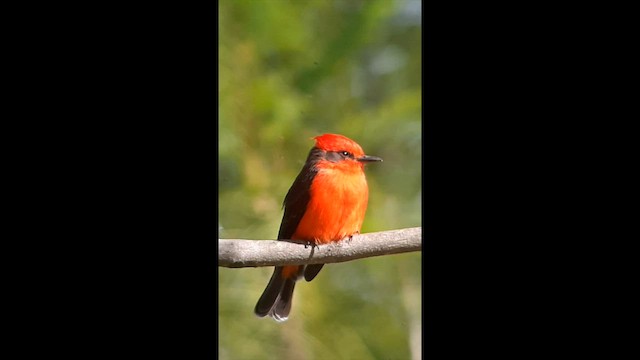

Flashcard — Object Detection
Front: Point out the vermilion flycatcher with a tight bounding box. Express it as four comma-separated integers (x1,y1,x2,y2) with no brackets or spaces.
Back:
254,133,382,322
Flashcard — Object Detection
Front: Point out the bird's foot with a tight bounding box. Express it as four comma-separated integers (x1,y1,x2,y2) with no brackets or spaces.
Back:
304,241,319,250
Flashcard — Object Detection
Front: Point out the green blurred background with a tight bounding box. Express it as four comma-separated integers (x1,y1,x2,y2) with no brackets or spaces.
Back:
219,1,421,359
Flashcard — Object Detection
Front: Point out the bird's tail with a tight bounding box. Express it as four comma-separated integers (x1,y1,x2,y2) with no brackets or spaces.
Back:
254,266,300,322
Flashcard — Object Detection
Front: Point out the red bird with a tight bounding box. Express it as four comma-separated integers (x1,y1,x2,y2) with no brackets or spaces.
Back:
254,133,382,322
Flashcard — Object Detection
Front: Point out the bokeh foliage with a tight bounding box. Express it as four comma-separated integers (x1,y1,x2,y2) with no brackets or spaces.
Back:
219,1,421,359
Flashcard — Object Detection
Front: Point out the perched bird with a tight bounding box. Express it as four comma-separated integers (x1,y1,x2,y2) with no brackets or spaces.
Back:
254,133,382,322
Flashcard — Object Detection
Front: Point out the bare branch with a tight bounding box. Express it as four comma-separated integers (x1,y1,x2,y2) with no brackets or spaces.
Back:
219,227,421,268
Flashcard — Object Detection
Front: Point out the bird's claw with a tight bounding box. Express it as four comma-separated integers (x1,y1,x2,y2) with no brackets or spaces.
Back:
304,241,318,250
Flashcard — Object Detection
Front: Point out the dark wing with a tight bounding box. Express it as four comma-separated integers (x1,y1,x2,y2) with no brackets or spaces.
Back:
277,148,323,240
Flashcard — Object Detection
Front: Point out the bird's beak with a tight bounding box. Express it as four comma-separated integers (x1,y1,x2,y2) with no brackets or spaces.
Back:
357,155,383,163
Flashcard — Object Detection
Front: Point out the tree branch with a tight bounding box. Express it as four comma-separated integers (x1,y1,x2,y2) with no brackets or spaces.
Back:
219,227,421,268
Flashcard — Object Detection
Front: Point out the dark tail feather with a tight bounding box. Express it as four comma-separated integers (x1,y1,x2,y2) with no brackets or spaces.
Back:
269,278,296,322
254,267,286,317
304,263,325,281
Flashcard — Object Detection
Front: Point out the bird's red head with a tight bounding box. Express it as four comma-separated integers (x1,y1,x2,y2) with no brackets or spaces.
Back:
313,134,383,165
313,134,365,157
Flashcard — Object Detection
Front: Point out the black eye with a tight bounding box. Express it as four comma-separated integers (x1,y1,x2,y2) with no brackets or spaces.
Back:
341,151,351,157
